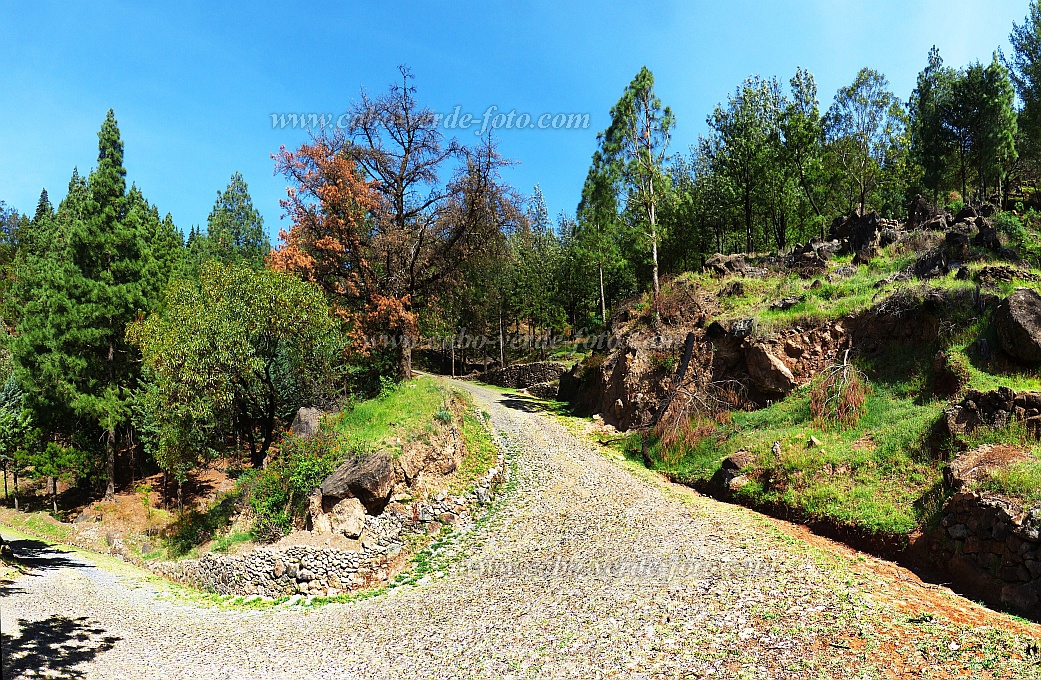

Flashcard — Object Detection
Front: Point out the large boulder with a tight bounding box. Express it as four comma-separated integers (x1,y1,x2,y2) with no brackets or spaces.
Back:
907,194,932,230
290,407,325,439
994,288,1041,363
328,497,367,538
745,344,796,396
704,253,747,276
320,452,396,514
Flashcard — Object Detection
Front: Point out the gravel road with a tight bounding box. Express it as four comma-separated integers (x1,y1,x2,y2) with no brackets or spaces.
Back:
3,380,1039,679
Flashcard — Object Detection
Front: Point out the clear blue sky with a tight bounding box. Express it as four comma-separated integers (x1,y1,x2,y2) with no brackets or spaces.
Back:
0,0,1032,242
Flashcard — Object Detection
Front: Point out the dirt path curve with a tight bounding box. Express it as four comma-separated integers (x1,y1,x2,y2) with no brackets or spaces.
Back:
3,379,1040,679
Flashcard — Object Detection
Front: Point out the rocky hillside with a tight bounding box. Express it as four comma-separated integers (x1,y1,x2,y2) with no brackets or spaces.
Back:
561,199,1041,614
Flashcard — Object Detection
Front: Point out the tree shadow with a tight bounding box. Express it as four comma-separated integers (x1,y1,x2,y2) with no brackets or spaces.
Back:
1,537,84,573
497,395,541,413
1,615,121,679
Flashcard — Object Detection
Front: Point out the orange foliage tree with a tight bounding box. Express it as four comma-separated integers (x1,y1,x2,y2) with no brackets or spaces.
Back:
269,67,518,381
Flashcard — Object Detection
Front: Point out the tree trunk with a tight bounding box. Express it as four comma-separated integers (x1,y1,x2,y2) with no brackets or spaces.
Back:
598,261,607,327
399,333,413,381
744,186,754,253
498,313,505,368
3,462,8,502
451,338,455,377
649,178,660,299
105,427,116,500
13,470,18,511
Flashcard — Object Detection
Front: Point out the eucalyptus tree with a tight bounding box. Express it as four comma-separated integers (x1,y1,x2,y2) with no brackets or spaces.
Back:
826,68,906,216
601,66,674,297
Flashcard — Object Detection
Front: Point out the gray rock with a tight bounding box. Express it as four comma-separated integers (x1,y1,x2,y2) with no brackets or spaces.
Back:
291,407,325,439
320,452,396,514
994,288,1041,363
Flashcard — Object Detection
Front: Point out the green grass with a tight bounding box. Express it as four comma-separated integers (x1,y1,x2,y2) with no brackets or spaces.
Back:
331,376,450,456
447,411,498,495
658,384,946,536
640,241,1041,537
979,456,1041,506
0,509,76,543
210,529,253,554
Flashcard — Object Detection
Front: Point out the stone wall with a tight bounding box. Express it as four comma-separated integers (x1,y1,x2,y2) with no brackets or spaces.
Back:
939,387,1041,440
475,362,567,389
150,420,509,599
153,544,382,598
526,381,560,400
937,491,1041,612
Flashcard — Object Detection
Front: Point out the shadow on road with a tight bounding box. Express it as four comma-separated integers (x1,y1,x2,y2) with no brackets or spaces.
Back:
498,395,542,413
2,537,84,572
0,537,87,598
1,615,121,679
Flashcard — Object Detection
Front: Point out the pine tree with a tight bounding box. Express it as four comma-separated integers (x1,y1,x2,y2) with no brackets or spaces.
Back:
205,172,269,269
11,111,152,498
601,67,674,298
576,142,634,327
910,47,956,201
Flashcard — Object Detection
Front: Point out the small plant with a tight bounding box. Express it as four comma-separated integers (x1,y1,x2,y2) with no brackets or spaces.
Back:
650,350,677,374
434,406,453,424
135,483,154,520
378,375,397,399
810,350,870,429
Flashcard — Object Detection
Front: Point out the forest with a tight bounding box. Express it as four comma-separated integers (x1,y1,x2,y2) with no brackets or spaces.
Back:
4,3,1041,513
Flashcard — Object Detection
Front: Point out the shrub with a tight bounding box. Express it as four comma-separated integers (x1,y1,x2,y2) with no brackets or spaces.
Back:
238,433,338,540
810,352,870,429
165,491,241,556
650,350,677,374
654,414,717,467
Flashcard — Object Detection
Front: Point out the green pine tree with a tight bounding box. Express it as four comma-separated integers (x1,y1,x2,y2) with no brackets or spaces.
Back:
11,110,154,498
204,172,270,269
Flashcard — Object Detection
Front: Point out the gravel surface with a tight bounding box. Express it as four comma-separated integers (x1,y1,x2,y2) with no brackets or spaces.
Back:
3,380,1040,679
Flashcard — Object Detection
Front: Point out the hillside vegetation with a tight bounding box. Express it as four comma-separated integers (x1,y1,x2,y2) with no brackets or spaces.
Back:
567,205,1041,547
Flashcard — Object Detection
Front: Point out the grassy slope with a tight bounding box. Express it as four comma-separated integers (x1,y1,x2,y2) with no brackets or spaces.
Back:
167,375,499,558
641,227,1041,537
330,377,450,456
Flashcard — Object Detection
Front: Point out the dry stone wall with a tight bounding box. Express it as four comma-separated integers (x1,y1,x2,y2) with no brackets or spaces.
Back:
151,428,508,599
938,492,1041,612
475,362,567,389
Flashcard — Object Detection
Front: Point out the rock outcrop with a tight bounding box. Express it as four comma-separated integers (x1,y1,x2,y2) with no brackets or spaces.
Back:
745,344,797,396
704,253,747,276
320,453,397,514
993,288,1041,363
829,211,904,253
290,407,325,439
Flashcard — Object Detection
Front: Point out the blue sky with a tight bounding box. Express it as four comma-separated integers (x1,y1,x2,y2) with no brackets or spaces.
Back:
0,1,1032,242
